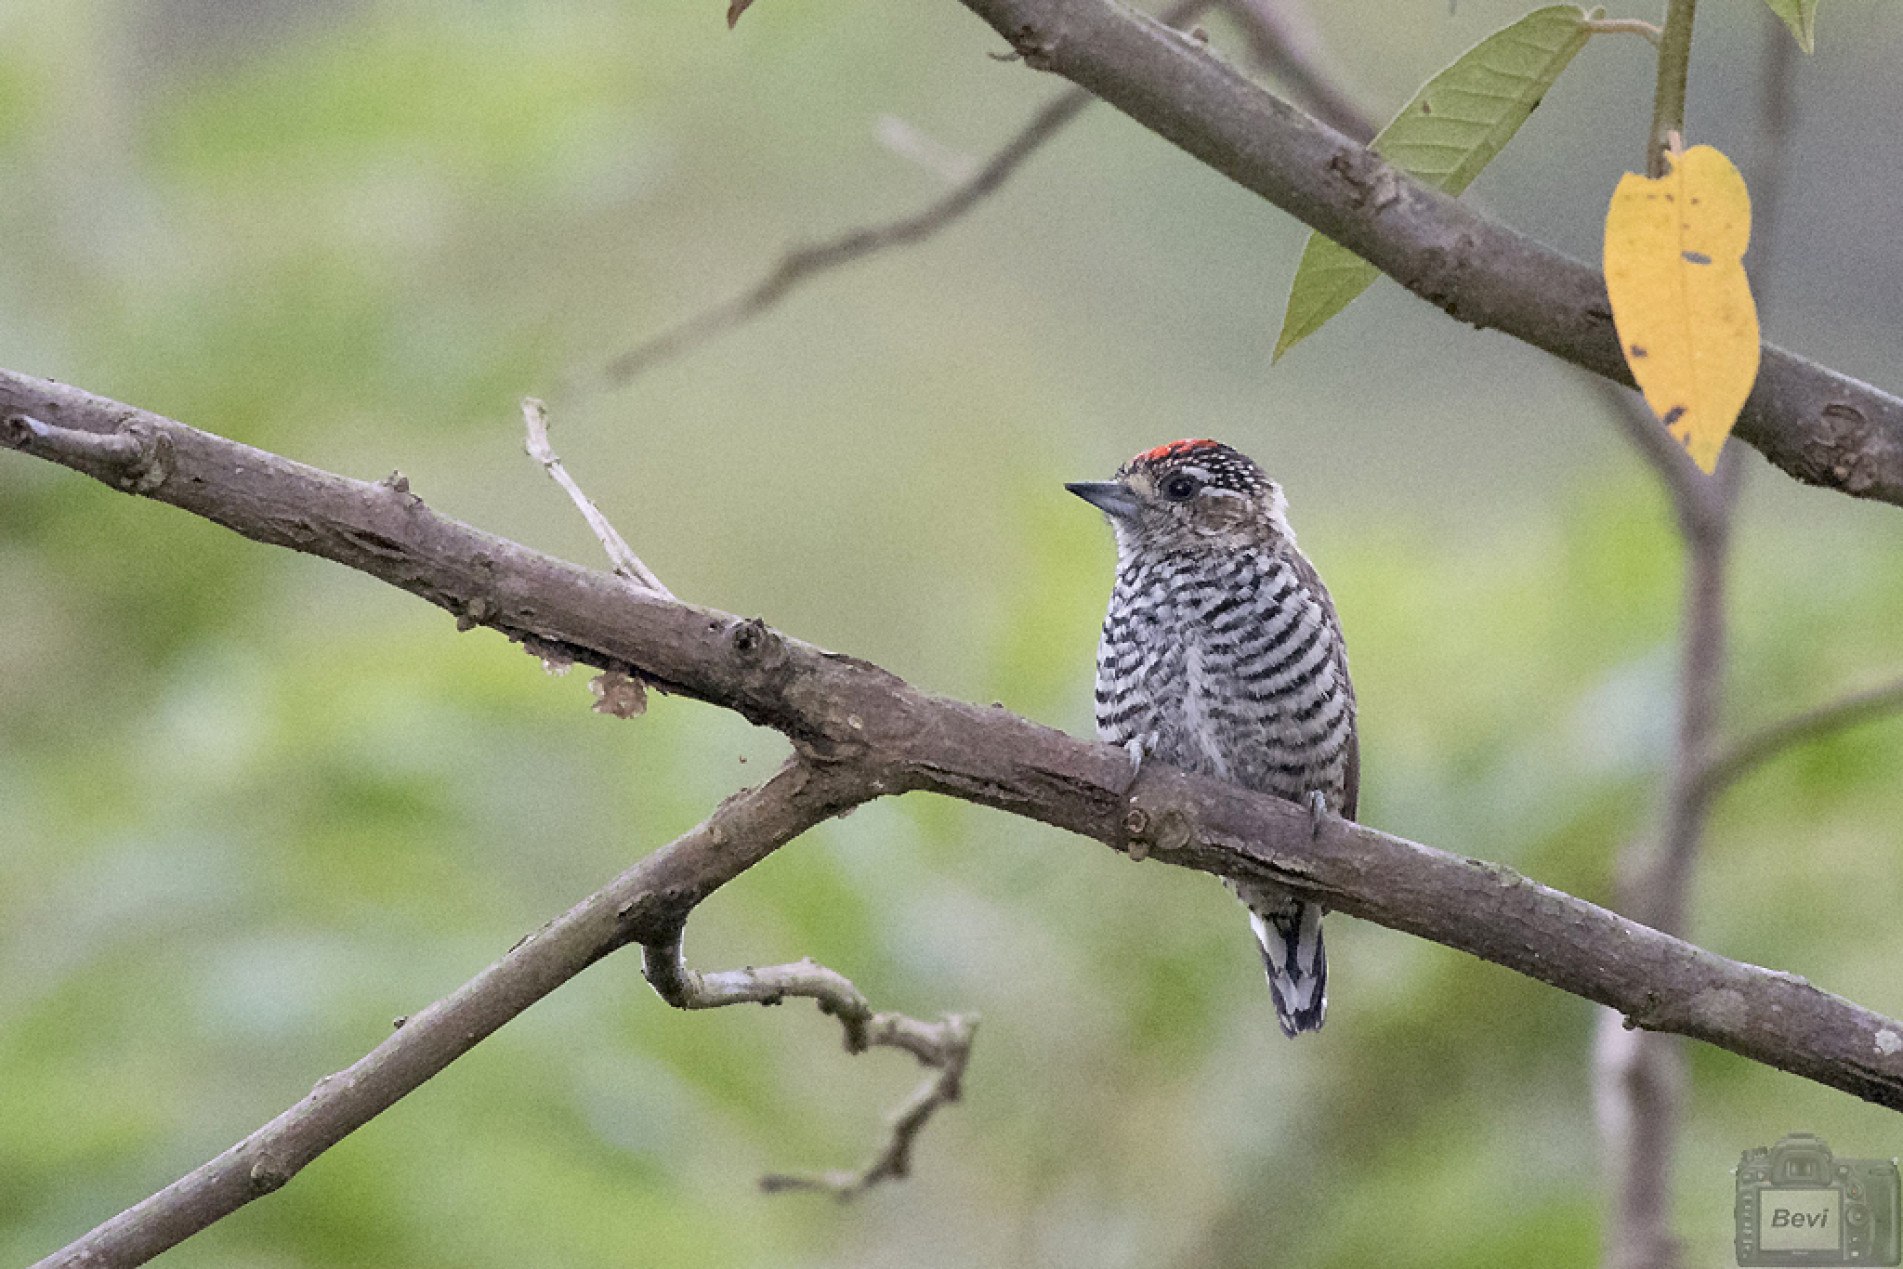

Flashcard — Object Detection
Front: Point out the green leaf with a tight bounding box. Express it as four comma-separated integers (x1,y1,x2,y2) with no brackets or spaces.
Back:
1760,0,1817,52
1274,6,1594,362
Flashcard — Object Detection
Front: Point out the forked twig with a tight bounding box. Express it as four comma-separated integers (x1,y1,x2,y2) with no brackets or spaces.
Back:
641,939,977,1199
758,1020,976,1200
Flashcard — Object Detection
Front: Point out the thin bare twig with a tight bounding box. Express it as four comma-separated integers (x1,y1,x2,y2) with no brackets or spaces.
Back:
586,0,1253,397
1584,17,1663,46
640,938,977,1199
584,0,1388,398
589,85,1094,393
1698,675,1903,804
1595,459,1733,1269
759,1015,976,1200
587,0,1215,394
521,397,674,599
1221,0,1375,142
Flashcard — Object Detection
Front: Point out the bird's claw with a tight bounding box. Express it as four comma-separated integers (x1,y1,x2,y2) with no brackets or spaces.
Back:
1116,739,1146,797
1121,740,1149,859
1306,790,1328,842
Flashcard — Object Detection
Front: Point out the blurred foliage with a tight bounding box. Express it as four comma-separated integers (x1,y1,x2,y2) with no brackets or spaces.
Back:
4,1,1903,1266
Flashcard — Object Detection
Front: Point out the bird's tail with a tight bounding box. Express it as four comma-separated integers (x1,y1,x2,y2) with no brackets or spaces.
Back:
1246,898,1327,1037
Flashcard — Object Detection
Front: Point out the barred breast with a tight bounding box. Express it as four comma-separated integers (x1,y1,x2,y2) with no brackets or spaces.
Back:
1095,545,1357,817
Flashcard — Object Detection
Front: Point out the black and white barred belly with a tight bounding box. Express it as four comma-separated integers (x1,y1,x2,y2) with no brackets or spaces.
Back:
1093,545,1356,812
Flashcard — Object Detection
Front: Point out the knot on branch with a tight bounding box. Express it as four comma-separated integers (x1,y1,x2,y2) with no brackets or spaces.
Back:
730,616,789,669
1121,794,1196,863
1325,147,1402,214
246,1157,293,1196
1800,402,1880,495
1007,23,1058,70
455,595,498,632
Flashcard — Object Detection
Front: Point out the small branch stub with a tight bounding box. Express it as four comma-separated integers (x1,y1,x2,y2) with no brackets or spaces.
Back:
4,412,167,490
521,397,675,599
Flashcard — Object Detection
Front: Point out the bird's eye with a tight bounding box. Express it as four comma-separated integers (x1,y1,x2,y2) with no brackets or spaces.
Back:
1161,474,1200,501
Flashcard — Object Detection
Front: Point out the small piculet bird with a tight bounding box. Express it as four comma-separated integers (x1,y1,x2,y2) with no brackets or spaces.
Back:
1068,439,1357,1036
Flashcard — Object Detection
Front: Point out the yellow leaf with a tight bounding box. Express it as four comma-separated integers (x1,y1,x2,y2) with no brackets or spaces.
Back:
1602,145,1761,473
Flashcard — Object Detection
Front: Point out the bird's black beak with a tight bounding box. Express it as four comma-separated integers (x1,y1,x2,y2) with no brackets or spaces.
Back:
1066,480,1141,520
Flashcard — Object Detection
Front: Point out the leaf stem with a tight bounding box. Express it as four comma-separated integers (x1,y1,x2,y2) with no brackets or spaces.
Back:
1646,0,1698,176
1584,17,1662,46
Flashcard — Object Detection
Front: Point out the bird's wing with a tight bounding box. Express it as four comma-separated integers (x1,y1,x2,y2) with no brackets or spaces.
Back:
1285,546,1359,822
1340,722,1359,822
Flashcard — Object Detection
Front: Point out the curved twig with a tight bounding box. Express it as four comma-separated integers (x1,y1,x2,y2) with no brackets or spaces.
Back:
588,83,1095,394
583,0,1387,397
639,935,977,1199
1698,675,1903,805
759,1013,976,1200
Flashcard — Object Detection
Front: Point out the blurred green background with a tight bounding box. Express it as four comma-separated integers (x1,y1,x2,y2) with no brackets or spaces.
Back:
4,0,1903,1265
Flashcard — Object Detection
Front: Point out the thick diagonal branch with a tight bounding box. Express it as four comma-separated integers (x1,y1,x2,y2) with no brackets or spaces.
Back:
8,370,1903,1120
29,757,873,1269
946,0,1903,506
13,372,1903,1265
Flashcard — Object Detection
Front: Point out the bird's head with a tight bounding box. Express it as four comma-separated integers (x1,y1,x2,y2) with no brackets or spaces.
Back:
1066,439,1291,554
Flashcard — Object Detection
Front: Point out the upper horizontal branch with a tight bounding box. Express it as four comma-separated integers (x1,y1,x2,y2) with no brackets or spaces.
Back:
948,0,1903,506
7,365,1903,1116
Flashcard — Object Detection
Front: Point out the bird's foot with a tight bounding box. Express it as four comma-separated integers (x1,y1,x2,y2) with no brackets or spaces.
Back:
1116,739,1146,796
1121,739,1149,860
1306,790,1328,842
